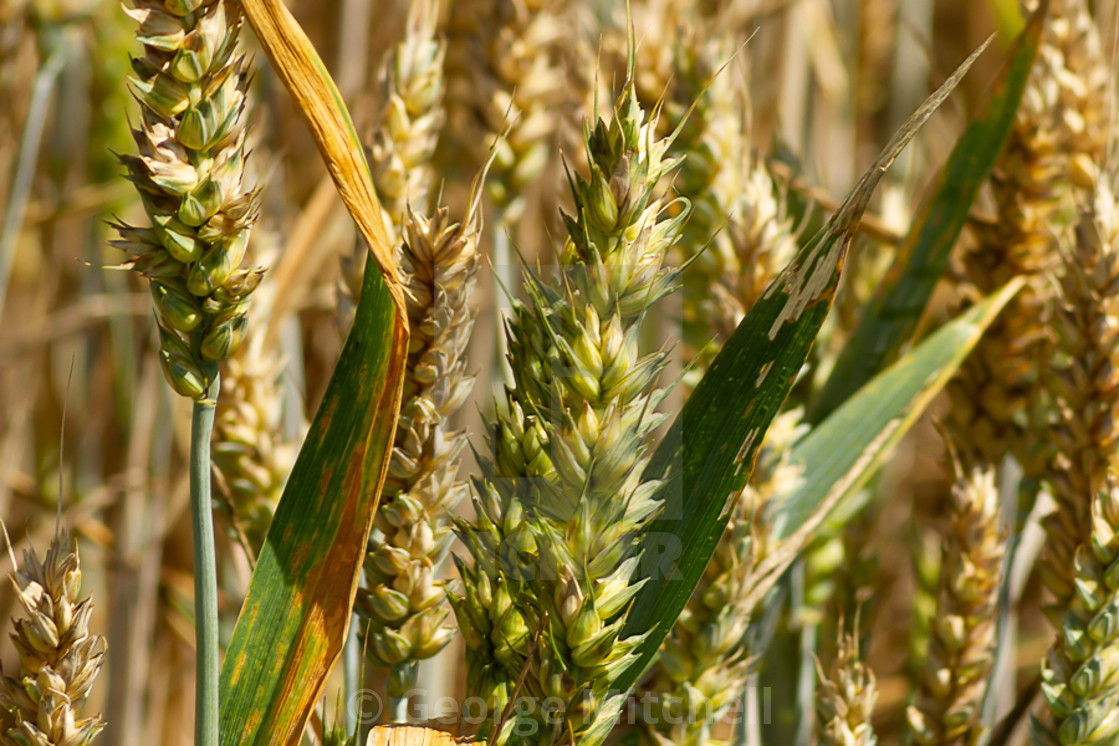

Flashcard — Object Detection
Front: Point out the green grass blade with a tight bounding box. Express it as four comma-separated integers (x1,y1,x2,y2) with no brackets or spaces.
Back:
614,39,991,694
218,2,408,742
807,3,1045,424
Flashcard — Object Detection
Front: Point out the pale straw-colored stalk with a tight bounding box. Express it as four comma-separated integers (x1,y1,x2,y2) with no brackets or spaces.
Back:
0,530,106,746
907,466,1003,746
452,71,686,746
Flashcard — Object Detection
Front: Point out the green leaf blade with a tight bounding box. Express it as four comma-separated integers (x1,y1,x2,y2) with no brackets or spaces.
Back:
807,3,1045,424
614,38,992,694
219,260,405,745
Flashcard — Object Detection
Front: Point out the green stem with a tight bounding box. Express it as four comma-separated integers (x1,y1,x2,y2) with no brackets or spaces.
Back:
344,615,360,734
389,661,418,722
191,377,221,746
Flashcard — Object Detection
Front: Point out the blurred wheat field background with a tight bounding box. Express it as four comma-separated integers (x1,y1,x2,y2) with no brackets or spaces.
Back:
1,0,1118,744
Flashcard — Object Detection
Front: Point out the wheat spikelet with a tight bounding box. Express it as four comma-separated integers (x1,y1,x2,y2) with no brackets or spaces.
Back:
906,467,1003,746
451,75,685,746
816,629,879,746
947,0,1108,470
113,0,261,399
0,530,106,746
354,173,486,687
1033,481,1119,745
1041,181,1119,615
640,410,805,746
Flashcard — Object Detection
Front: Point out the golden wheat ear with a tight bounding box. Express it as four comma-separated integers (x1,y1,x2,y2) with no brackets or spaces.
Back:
0,526,107,745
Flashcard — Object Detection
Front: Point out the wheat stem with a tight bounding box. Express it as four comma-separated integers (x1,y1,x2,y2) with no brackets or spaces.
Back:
190,378,220,746
0,34,65,328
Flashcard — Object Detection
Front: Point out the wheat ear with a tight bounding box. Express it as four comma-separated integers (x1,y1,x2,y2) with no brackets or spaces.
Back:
452,74,686,746
907,467,1004,746
947,0,1108,471
816,629,879,746
113,0,261,398
444,0,570,224
0,530,106,746
355,173,487,692
1041,181,1119,615
665,33,797,382
1033,481,1119,745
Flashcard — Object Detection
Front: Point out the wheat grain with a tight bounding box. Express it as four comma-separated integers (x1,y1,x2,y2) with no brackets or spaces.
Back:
0,530,106,746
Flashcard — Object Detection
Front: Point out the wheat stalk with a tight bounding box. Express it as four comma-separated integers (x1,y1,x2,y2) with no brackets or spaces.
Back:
355,173,486,694
907,466,1003,746
452,73,686,746
0,530,106,746
114,4,261,738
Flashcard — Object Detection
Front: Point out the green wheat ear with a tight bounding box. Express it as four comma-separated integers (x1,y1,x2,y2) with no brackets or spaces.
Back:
452,64,687,746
